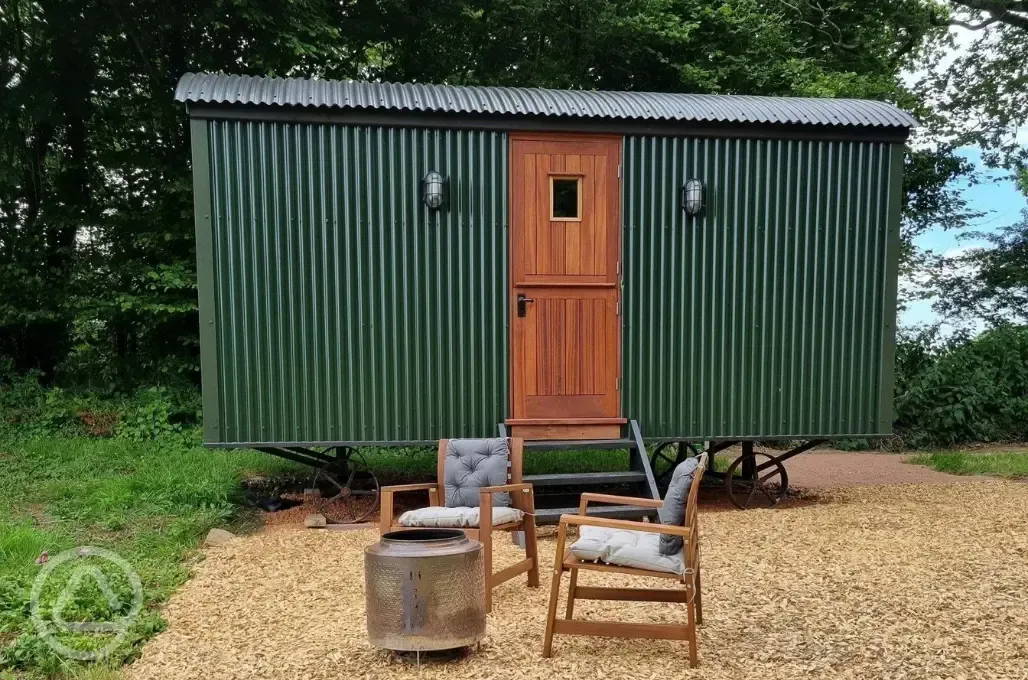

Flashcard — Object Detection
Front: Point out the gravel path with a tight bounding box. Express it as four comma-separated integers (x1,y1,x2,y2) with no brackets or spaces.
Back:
128,480,1028,680
783,451,967,489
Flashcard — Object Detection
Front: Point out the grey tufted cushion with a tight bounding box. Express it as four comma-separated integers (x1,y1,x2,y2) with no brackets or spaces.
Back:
443,439,511,508
658,456,701,555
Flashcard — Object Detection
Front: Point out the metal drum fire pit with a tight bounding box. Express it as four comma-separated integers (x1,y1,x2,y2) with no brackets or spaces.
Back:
365,529,486,653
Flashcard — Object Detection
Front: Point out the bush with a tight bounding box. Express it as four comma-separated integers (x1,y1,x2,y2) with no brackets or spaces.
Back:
0,365,201,445
895,325,1028,448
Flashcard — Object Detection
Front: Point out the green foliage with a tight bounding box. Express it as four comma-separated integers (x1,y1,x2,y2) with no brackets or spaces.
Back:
0,368,201,450
894,325,1028,448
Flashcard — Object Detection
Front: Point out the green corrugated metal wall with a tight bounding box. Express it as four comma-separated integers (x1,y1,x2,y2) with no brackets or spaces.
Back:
203,121,508,443
196,120,902,445
622,136,901,439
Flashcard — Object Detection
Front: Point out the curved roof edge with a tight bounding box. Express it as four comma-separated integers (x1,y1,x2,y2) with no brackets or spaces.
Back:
175,72,917,130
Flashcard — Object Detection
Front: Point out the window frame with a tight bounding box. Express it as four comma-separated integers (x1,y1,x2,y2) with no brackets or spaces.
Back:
549,174,583,222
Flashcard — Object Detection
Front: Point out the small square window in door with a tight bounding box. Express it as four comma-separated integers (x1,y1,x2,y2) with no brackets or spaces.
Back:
551,177,580,220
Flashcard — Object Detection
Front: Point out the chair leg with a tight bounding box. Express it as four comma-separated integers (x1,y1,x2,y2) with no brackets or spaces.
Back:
542,524,568,658
686,585,698,668
523,503,540,588
565,567,578,619
481,525,493,614
695,563,703,625
378,490,393,534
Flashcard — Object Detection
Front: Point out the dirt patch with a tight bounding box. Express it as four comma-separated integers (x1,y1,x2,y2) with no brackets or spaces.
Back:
783,451,968,490
705,445,970,495
698,485,825,512
128,480,1028,680
261,493,378,526
261,491,424,527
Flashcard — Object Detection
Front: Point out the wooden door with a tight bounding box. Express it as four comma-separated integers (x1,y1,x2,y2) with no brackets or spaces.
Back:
507,134,624,440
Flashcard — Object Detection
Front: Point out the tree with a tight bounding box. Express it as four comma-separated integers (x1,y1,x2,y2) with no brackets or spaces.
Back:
905,3,1028,327
0,0,362,385
934,211,1028,324
922,2,1028,175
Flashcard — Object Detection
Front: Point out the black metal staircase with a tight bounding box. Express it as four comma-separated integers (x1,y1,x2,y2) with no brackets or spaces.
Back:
499,419,659,524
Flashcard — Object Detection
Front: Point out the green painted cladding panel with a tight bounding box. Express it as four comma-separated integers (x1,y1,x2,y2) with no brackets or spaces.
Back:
622,136,900,439
205,121,508,444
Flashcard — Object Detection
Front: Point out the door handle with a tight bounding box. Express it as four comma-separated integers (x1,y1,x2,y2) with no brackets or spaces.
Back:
517,293,535,317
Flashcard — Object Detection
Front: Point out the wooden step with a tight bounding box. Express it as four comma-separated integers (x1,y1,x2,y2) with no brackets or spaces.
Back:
524,438,637,451
534,505,657,524
523,471,647,487
510,423,623,440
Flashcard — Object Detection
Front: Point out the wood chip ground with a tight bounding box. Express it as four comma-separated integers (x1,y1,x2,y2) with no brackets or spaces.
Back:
128,480,1028,680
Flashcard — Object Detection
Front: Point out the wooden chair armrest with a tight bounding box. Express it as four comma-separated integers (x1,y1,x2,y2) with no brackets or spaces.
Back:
579,492,663,510
480,484,536,518
558,514,691,538
479,483,534,495
379,483,439,533
379,482,438,493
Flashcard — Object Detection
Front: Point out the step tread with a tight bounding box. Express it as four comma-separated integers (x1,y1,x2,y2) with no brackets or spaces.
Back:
523,471,647,487
534,504,657,524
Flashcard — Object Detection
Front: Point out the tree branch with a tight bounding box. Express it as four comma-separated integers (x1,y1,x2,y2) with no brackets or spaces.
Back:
778,0,858,51
951,1,1028,31
949,16,1000,30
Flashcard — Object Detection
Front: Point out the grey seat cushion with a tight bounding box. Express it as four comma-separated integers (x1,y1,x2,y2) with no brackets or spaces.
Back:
658,456,701,555
444,439,511,508
397,506,524,528
570,525,685,575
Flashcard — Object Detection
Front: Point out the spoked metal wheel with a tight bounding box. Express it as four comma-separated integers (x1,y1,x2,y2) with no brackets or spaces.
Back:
725,451,789,509
650,441,701,487
312,448,380,523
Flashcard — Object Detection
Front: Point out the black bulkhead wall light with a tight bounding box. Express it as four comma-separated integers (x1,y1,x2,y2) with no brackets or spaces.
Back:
681,178,705,217
422,170,447,210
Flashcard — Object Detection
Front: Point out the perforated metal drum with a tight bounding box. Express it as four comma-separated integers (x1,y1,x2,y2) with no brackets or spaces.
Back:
364,529,486,652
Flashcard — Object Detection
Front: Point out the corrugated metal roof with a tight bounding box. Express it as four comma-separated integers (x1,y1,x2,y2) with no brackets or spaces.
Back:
175,72,917,129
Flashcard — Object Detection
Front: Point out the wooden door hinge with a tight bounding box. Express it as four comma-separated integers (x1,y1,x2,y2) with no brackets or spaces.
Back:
617,164,621,178
616,301,621,316
616,377,621,391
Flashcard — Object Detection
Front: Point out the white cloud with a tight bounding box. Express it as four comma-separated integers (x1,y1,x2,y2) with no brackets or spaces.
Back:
941,245,975,260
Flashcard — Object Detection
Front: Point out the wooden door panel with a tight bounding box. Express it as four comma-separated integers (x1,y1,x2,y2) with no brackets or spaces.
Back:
509,134,622,435
520,154,612,281
515,288,619,418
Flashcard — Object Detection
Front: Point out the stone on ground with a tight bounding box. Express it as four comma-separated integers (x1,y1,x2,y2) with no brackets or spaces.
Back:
304,513,327,529
203,528,235,546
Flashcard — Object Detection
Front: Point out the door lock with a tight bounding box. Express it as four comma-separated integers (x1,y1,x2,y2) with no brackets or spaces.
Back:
517,293,535,317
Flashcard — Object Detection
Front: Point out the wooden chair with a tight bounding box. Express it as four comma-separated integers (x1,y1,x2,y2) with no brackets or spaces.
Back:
542,453,707,666
379,438,540,612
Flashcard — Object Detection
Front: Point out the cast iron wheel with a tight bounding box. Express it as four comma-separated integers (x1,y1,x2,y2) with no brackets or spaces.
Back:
650,441,701,487
312,449,380,523
725,451,789,509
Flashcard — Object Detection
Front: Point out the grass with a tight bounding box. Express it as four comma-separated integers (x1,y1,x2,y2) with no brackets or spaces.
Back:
0,433,304,679
360,446,632,479
907,449,1028,478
